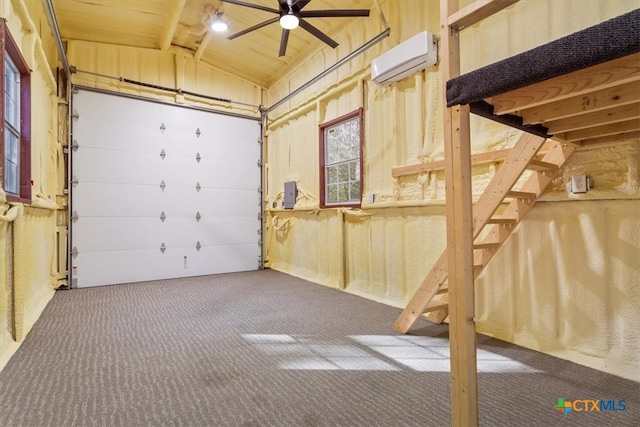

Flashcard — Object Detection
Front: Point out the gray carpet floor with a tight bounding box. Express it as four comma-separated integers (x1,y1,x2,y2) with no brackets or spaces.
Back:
0,269,638,426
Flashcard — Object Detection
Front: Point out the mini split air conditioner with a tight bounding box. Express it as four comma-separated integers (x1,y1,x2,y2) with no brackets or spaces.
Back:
371,31,437,85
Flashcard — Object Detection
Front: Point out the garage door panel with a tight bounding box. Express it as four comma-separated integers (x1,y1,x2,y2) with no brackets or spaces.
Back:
74,249,181,287
160,155,200,186
73,217,161,252
74,117,166,155
72,90,261,287
74,182,167,217
75,147,164,186
203,157,259,188
197,189,260,217
199,217,260,246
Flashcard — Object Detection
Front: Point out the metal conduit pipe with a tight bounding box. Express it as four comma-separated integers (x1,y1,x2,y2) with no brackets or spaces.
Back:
42,0,73,287
42,0,72,78
267,27,390,113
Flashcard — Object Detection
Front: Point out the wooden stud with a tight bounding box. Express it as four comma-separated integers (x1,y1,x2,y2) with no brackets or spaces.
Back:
442,1,478,423
448,0,519,30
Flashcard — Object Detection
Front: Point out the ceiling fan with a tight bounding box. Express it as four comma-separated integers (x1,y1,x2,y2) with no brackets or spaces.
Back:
220,0,370,57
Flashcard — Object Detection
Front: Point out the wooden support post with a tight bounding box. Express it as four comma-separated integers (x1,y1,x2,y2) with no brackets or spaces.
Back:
441,0,479,425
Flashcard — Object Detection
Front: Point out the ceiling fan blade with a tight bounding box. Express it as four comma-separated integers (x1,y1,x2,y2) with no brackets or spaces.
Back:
299,19,338,49
228,17,280,40
221,0,280,14
300,9,370,18
294,0,311,10
279,29,290,57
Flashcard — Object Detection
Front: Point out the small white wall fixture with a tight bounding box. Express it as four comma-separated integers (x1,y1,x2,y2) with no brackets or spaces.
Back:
371,31,437,84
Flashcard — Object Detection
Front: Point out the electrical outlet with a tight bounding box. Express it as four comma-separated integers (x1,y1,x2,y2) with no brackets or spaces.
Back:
571,174,589,193
367,192,375,204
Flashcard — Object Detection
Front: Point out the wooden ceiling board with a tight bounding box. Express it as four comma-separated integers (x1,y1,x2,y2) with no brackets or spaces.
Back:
52,0,375,88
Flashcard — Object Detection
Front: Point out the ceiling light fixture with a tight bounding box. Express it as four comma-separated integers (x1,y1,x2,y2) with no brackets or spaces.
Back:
279,10,299,30
210,12,229,32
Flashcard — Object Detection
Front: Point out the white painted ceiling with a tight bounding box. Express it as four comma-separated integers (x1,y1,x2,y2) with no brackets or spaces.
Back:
52,0,376,87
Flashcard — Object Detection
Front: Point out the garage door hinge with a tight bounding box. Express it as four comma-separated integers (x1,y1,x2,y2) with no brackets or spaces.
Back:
195,182,202,192
160,149,166,160
71,246,79,259
71,110,79,119
160,211,166,222
196,241,202,252
196,153,201,163
160,243,166,254
71,211,79,223
195,128,201,138
160,123,166,133
257,159,263,167
71,175,79,186
71,140,79,151
195,211,201,222
160,180,166,191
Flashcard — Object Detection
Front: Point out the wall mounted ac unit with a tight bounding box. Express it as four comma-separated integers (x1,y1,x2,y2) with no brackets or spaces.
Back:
371,31,437,85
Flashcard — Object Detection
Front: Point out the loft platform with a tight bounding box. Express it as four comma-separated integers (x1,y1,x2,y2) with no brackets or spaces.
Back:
446,8,640,146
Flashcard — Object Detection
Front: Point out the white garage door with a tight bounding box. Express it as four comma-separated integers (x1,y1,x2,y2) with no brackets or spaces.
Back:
70,89,261,288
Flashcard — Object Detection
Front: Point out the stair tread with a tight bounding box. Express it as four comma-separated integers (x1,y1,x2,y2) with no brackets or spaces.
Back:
486,217,518,224
527,159,559,171
506,190,537,199
424,299,448,312
473,242,500,249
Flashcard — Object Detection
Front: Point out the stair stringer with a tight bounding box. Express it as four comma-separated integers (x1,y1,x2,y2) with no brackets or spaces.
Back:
393,137,575,333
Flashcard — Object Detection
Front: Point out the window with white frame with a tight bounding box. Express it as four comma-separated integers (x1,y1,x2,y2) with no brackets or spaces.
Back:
1,19,31,203
319,109,363,208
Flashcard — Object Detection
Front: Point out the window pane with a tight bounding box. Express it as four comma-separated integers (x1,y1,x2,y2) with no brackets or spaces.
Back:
328,184,338,203
349,162,356,180
349,181,360,201
4,56,20,128
327,165,337,184
338,163,349,182
338,183,348,201
326,129,339,164
4,129,19,194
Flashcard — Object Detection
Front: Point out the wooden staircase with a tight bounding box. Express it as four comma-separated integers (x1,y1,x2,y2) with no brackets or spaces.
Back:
393,133,575,333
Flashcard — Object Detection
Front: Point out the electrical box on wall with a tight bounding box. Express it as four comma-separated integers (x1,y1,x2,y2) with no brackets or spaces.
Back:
570,174,591,193
284,181,297,209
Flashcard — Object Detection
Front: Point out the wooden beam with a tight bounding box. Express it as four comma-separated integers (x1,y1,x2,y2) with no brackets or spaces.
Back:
542,102,640,133
392,142,555,178
391,148,511,177
448,0,519,30
556,118,640,142
488,53,640,115
446,103,478,427
442,0,478,424
159,0,186,51
575,130,640,146
194,32,214,62
520,81,640,125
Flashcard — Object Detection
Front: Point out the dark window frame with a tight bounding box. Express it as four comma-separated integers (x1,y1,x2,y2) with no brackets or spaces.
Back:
1,19,31,203
319,108,363,209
